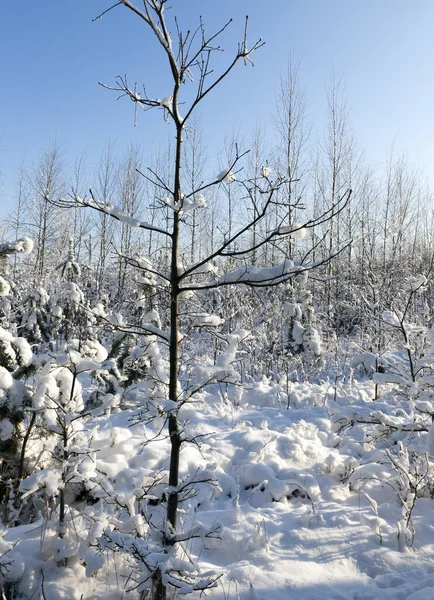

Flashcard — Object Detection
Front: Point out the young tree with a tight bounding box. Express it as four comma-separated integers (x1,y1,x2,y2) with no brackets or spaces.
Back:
55,2,350,597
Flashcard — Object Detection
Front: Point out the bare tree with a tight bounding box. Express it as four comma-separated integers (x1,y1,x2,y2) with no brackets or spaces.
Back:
274,56,310,259
316,75,353,338
115,144,145,298
70,151,92,265
54,2,350,597
184,116,207,264
94,142,116,292
8,162,28,279
26,141,66,281
246,123,268,265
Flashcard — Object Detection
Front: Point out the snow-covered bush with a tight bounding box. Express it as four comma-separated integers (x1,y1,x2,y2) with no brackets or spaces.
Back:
17,286,51,344
0,329,33,445
21,352,100,544
331,276,434,547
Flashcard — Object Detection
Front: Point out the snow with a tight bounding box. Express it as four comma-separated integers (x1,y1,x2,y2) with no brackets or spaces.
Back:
79,340,108,363
0,277,11,297
190,313,224,328
185,260,218,276
383,310,401,328
20,468,63,499
217,259,297,286
2,260,434,600
292,320,306,345
404,275,427,292
0,328,33,368
4,373,434,599
183,193,207,212
32,361,84,422
52,305,63,318
278,222,307,238
0,237,34,256
217,168,236,184
12,337,33,366
14,237,34,254
0,367,13,391
427,421,434,456
284,302,302,319
159,95,173,109
0,327,14,343
74,198,156,231
62,282,84,304
350,352,380,374
160,193,207,214
0,419,14,441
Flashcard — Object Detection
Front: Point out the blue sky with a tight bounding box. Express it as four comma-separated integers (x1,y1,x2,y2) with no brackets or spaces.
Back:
1,1,434,218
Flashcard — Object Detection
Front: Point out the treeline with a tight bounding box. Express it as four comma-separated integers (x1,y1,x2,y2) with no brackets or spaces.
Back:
2,70,433,358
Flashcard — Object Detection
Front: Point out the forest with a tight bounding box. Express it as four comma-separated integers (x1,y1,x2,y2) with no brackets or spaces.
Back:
1,1,434,599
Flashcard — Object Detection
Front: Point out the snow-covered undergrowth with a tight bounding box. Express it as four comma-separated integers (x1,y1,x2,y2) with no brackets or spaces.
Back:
3,373,434,600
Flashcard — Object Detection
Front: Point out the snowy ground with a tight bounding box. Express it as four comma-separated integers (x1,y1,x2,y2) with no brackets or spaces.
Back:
4,375,434,599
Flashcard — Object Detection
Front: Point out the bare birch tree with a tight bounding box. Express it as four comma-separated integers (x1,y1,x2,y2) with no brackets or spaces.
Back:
26,141,66,281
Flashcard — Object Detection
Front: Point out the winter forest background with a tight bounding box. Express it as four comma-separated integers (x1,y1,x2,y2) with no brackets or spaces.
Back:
1,1,434,599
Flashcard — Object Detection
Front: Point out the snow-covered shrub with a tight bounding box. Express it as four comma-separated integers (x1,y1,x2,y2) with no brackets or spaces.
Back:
331,276,434,547
0,531,24,598
0,329,34,523
282,283,323,369
58,238,81,282
0,327,33,373
0,330,33,448
120,331,164,389
21,352,101,545
17,286,51,343
0,237,34,330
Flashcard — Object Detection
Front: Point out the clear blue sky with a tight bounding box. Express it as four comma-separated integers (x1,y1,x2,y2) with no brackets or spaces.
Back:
1,1,434,218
